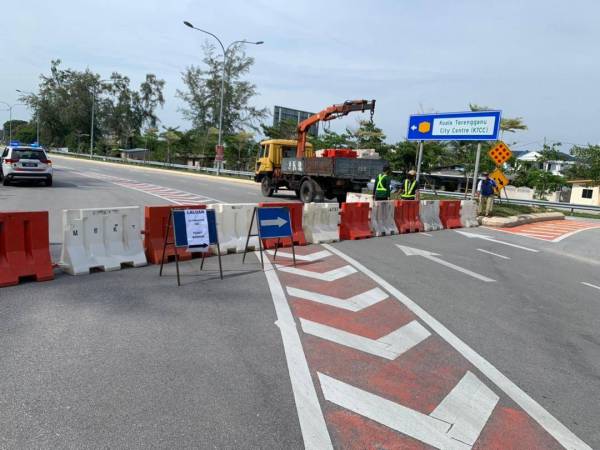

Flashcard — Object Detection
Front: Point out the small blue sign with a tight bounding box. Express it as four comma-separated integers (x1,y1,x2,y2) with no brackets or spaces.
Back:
407,110,501,141
257,207,293,239
173,209,218,248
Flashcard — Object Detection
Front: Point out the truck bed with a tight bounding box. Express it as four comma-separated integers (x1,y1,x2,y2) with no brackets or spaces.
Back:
281,157,385,180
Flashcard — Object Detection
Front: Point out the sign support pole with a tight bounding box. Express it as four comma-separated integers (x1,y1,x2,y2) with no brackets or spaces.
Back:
415,140,424,182
159,209,181,286
471,142,482,199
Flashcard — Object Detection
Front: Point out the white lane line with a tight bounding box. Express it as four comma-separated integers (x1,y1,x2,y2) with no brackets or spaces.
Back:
287,286,388,312
74,171,221,205
581,281,600,291
318,373,469,450
259,253,333,449
397,245,495,283
430,371,499,446
553,227,600,242
420,232,433,236
276,264,357,281
322,243,591,450
301,319,430,360
268,249,332,262
458,230,540,252
476,248,511,260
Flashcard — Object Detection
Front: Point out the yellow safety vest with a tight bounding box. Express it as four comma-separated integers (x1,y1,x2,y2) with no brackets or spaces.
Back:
401,179,417,199
376,174,388,193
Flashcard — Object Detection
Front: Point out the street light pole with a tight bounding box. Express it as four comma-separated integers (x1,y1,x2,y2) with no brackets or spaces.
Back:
183,21,263,174
0,102,26,143
16,90,40,144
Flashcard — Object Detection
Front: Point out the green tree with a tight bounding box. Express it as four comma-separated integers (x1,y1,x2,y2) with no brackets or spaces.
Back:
177,43,267,135
20,60,165,149
261,119,298,140
568,144,600,182
347,120,387,151
2,120,28,142
160,127,182,164
469,103,528,134
309,129,351,150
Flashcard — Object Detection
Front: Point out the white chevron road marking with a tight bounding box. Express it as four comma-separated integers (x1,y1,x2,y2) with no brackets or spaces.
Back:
268,249,332,261
319,371,498,450
286,286,387,311
300,319,430,360
276,264,357,281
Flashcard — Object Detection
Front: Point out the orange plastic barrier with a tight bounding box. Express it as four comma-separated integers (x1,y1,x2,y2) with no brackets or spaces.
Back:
0,211,54,287
439,200,462,229
144,204,207,264
394,200,424,233
339,202,372,240
258,202,307,249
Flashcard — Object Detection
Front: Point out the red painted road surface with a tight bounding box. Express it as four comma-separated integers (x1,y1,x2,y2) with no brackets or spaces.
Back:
267,245,576,449
492,220,600,242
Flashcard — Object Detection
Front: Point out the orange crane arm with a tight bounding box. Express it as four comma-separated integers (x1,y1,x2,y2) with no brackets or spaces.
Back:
296,99,376,158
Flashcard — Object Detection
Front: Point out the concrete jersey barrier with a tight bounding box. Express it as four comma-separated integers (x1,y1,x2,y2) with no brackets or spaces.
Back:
60,206,147,275
303,202,340,244
419,200,444,232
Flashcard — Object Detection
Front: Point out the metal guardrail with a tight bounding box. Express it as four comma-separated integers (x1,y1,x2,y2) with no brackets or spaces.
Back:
420,189,600,213
49,150,255,178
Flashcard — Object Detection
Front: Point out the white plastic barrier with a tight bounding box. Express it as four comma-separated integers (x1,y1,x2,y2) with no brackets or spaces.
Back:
303,203,340,244
460,200,479,228
371,200,398,236
207,203,258,254
346,192,374,205
60,206,147,275
419,200,443,232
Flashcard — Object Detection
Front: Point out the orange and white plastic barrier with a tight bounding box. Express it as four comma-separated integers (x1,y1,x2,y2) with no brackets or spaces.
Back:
419,200,444,232
303,202,340,244
0,211,54,287
60,207,147,275
207,203,259,254
371,200,398,236
460,200,479,227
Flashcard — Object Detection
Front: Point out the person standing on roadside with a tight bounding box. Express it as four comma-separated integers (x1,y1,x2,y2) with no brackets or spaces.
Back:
401,169,419,201
477,172,497,217
373,164,392,200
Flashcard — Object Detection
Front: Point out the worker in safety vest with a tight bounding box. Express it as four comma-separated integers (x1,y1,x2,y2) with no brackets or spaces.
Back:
401,169,419,200
373,164,392,200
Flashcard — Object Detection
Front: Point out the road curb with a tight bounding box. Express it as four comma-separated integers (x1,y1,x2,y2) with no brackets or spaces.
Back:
481,212,565,228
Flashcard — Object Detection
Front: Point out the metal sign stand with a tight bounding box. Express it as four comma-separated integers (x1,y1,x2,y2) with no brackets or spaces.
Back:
242,207,296,270
159,209,223,286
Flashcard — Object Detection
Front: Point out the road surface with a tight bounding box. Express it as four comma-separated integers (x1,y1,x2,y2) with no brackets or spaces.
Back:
1,155,598,449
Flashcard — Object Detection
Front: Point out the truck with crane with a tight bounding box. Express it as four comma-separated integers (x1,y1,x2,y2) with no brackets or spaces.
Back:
254,99,386,203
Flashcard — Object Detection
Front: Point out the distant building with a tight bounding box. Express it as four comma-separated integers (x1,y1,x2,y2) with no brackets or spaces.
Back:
119,148,148,161
273,106,318,137
568,180,600,206
512,150,576,176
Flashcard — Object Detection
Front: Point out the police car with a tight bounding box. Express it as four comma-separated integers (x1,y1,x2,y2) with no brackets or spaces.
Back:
0,142,53,186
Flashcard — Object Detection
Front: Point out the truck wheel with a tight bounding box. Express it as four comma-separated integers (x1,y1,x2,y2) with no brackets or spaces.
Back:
299,179,316,203
261,177,274,197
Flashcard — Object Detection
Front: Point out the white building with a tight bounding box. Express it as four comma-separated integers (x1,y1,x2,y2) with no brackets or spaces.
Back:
568,180,600,206
513,151,576,176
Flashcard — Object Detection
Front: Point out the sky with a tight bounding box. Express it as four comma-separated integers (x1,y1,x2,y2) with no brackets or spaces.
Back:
1,0,599,152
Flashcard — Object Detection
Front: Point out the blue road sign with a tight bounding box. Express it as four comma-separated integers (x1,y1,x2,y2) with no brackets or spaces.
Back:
173,209,218,248
257,207,293,239
407,110,501,141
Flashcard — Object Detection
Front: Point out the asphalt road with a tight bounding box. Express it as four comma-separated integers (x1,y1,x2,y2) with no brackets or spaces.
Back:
1,156,599,449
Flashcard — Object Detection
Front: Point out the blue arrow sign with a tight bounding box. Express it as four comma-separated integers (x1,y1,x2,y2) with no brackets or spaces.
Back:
257,207,293,239
407,110,501,141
